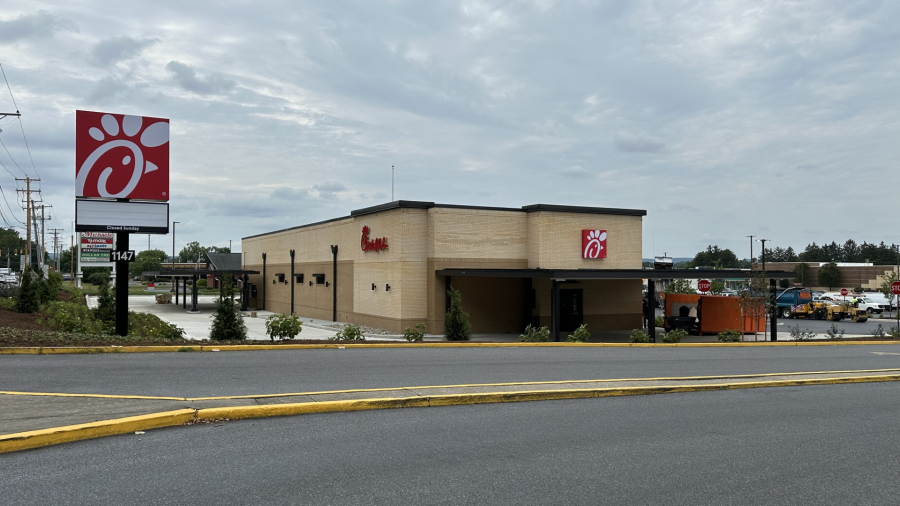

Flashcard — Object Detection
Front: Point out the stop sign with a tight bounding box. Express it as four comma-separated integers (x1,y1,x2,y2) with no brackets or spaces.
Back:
840,288,848,296
891,282,900,295
698,279,711,293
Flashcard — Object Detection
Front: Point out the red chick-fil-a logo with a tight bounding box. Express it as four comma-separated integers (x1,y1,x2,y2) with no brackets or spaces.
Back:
361,226,388,252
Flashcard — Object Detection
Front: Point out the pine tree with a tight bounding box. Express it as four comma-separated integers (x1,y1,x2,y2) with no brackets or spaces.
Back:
16,269,40,313
94,274,116,327
444,286,470,341
210,275,247,341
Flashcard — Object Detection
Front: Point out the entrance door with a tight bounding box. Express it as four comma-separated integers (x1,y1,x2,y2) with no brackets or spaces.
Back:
560,289,583,332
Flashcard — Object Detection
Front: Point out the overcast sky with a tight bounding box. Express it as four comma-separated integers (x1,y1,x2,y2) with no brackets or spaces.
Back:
1,0,898,259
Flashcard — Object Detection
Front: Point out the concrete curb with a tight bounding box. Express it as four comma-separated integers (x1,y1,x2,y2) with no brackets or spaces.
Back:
3,340,900,354
0,409,196,454
4,373,900,454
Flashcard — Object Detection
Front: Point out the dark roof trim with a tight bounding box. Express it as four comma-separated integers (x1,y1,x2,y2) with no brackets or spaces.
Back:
521,204,647,217
150,268,259,278
436,268,794,280
246,201,648,240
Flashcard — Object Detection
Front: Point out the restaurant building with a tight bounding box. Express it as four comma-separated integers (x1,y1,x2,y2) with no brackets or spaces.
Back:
242,201,647,336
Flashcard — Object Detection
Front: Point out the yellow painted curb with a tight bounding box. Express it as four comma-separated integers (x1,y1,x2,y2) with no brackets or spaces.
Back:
197,397,432,421
2,340,900,354
0,409,196,454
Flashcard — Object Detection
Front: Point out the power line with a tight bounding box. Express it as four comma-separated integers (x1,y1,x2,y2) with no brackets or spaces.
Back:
0,185,24,225
0,64,39,179
0,63,19,112
15,118,40,179
0,137,27,177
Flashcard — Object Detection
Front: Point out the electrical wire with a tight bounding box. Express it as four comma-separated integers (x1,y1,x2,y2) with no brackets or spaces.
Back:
0,63,18,112
0,155,18,178
0,185,25,225
0,137,27,177
0,64,39,179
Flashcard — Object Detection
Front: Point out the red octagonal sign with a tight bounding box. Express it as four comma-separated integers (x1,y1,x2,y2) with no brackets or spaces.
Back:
698,279,711,293
840,288,848,296
76,110,169,201
891,282,900,295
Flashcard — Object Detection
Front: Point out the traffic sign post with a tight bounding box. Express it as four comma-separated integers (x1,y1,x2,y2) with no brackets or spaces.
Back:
698,279,711,293
892,282,900,329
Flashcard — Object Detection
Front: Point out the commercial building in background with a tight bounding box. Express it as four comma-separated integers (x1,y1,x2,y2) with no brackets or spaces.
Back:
242,201,647,336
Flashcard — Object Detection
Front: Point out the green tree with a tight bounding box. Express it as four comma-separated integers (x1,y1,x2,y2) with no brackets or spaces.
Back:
692,245,740,269
210,274,247,341
880,271,898,300
0,228,26,271
818,262,842,289
793,262,812,287
94,274,116,327
178,241,231,263
130,249,170,280
444,286,471,341
710,279,725,295
665,279,696,294
58,246,75,275
16,269,40,313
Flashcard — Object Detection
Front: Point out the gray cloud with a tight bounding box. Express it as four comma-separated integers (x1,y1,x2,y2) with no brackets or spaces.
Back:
613,131,666,153
165,61,236,95
271,187,313,201
90,36,157,65
312,181,347,193
0,10,77,43
558,166,591,178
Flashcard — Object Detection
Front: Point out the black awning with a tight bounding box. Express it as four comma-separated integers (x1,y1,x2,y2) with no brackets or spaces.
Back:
435,268,795,280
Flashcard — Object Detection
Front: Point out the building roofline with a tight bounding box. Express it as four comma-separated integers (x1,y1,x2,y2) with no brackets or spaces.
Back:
244,201,648,240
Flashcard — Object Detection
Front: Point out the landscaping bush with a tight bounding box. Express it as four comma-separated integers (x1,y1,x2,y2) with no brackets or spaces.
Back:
519,324,550,342
717,329,742,342
330,323,365,341
16,270,40,314
444,286,470,341
567,323,590,343
629,329,650,343
196,279,207,288
403,323,426,342
94,276,116,325
888,326,900,339
870,323,886,339
825,323,845,340
128,312,186,340
654,315,665,327
209,275,247,341
0,297,15,310
87,272,109,286
789,325,817,341
662,328,686,343
46,271,63,297
0,284,18,299
38,301,107,334
68,287,86,305
265,312,303,341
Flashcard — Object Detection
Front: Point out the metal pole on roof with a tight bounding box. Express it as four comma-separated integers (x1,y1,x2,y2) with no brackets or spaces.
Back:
391,165,394,201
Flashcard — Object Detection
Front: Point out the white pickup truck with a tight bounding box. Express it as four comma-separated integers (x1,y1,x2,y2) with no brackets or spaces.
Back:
0,268,18,286
819,293,884,314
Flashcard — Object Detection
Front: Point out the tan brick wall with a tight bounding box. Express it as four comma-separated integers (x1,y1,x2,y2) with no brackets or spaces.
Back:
527,212,642,269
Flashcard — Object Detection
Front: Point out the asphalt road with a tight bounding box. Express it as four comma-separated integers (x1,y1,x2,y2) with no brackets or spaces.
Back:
3,346,900,397
3,382,900,505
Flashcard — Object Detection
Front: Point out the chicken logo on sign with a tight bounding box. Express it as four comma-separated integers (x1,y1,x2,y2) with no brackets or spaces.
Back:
75,110,169,201
582,229,607,259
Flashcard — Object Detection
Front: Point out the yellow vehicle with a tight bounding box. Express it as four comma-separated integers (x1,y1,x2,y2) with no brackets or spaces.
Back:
824,301,868,323
790,302,829,320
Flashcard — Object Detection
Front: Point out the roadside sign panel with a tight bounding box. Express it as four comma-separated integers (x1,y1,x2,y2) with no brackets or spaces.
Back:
697,279,711,293
840,288,848,296
75,199,169,234
75,110,169,201
891,282,900,295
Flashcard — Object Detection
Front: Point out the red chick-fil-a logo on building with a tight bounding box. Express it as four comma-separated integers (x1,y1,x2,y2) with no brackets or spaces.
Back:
582,229,607,259
361,226,388,252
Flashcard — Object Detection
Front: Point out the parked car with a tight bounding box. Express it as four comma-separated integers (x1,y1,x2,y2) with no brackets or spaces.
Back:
863,293,896,311
855,297,884,314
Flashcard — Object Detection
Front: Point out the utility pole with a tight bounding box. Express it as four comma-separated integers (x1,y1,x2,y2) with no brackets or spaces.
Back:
50,228,63,271
15,177,37,268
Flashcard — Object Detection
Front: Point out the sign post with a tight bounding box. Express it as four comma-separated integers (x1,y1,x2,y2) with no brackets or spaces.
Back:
890,282,900,330
74,110,170,336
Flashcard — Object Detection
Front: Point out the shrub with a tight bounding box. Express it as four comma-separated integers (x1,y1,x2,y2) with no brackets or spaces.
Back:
265,313,303,341
0,284,18,299
870,323,886,339
789,325,817,341
128,312,186,340
662,329,686,343
567,323,591,342
444,286,470,341
888,326,900,338
209,275,247,341
16,270,40,314
87,272,109,286
94,275,116,325
520,324,550,342
717,329,742,342
330,323,365,341
825,323,845,340
654,315,665,327
403,323,426,342
68,287,86,305
46,271,63,297
0,297,15,310
196,279,207,288
39,301,108,334
630,329,650,343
